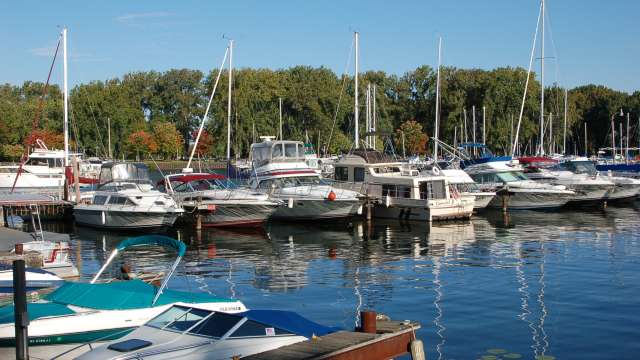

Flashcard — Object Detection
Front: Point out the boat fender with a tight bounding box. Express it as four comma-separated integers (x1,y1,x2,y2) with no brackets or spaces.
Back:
385,195,391,208
288,198,294,208
432,167,440,176
327,191,336,201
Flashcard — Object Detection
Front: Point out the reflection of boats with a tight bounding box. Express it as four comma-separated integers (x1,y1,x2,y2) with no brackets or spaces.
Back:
160,172,279,227
77,304,338,360
249,138,363,220
74,163,184,230
333,150,474,221
0,236,246,350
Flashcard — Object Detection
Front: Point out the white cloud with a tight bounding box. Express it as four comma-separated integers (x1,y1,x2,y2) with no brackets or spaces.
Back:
29,46,57,57
115,11,174,23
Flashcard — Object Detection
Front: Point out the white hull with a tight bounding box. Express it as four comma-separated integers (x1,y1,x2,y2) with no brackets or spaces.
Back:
74,208,180,229
468,192,495,210
606,183,640,201
271,198,362,220
488,189,573,210
0,172,64,191
565,184,611,204
196,203,278,226
373,198,474,222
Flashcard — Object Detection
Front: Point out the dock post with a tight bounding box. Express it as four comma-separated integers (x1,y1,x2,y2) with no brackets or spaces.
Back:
72,156,81,203
360,310,377,333
1,206,7,227
13,260,29,360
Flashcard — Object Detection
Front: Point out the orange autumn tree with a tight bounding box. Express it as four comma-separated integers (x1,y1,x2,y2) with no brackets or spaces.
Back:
127,130,157,160
27,129,65,150
395,120,428,155
191,130,214,158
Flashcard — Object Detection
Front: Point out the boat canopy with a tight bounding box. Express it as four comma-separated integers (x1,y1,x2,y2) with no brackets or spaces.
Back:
165,173,225,183
116,235,186,257
239,310,340,338
0,302,74,325
45,280,236,310
99,162,151,186
251,140,306,166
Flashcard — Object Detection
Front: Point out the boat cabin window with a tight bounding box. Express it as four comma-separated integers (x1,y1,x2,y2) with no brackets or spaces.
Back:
372,166,401,174
382,184,411,198
420,180,446,200
496,172,528,182
230,320,293,338
354,167,365,182
93,195,108,205
272,144,283,158
190,311,241,338
148,306,194,329
334,167,348,181
258,179,274,189
285,143,298,157
108,196,130,205
557,161,597,175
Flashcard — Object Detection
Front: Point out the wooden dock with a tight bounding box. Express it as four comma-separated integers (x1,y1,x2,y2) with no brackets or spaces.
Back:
244,315,422,360
0,193,72,221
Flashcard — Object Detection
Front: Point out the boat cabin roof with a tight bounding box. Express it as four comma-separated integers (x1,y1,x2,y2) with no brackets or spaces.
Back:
99,162,151,185
251,140,306,164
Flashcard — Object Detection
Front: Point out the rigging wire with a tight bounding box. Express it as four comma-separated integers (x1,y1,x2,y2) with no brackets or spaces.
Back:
326,36,355,154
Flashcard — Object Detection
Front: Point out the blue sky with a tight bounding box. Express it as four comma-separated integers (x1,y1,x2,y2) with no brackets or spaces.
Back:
1,0,638,92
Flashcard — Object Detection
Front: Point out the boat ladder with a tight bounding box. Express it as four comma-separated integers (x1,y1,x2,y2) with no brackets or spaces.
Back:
29,204,45,241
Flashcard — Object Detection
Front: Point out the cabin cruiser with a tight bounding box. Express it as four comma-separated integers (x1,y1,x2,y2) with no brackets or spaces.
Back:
459,144,574,210
249,138,363,220
0,141,71,192
74,162,184,230
76,305,338,360
159,172,280,227
0,236,246,353
519,157,618,204
332,150,474,221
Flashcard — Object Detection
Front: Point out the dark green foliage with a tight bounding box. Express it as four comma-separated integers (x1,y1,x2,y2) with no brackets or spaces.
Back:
0,66,636,160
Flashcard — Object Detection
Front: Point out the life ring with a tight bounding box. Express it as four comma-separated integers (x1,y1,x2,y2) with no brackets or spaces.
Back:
432,167,441,176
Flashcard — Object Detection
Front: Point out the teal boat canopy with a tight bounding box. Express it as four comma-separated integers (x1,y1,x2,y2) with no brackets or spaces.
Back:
0,302,75,325
116,235,186,257
45,280,236,311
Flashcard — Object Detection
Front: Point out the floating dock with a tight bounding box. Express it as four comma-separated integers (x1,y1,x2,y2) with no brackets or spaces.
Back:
244,313,422,360
0,192,72,221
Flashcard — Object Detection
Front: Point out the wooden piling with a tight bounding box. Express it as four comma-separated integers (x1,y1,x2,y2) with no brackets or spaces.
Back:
360,311,377,333
13,260,29,360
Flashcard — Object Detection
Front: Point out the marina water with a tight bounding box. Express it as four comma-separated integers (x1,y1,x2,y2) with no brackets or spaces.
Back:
45,204,640,360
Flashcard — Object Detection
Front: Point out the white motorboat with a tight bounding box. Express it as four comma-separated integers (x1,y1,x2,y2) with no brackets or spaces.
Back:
0,264,64,294
332,150,474,221
0,141,72,193
0,235,246,350
520,156,615,204
75,304,338,360
460,145,574,210
249,138,363,220
440,169,496,210
74,162,184,230
159,172,279,227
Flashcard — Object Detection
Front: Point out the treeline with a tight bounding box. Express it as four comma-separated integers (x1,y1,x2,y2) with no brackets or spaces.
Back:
1,65,639,161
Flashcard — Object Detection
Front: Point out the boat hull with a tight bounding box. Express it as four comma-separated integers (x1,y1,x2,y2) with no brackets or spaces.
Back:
74,208,180,230
566,184,611,205
198,204,278,227
606,183,640,201
488,189,572,210
469,192,495,210
373,199,474,222
270,199,362,220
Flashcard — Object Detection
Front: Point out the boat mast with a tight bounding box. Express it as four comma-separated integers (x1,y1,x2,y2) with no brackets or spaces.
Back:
279,97,283,140
373,84,377,150
563,89,567,155
463,108,468,143
626,112,630,162
226,39,233,160
539,0,545,156
354,31,360,149
611,116,616,161
619,122,623,161
482,106,486,145
584,122,588,156
107,117,112,159
63,27,69,166
433,36,442,161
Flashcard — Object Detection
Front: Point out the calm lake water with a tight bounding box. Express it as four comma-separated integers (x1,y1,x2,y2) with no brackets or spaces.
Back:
45,203,640,360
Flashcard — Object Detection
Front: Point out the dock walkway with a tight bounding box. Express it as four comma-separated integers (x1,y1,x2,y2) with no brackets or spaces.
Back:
244,318,421,360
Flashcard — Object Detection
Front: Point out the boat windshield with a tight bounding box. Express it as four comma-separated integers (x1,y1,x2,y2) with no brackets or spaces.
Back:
147,305,211,332
496,171,529,182
25,157,63,167
172,179,230,193
558,161,597,175
258,175,327,190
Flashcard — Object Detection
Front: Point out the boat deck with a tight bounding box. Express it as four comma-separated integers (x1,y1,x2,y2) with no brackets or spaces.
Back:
244,318,421,360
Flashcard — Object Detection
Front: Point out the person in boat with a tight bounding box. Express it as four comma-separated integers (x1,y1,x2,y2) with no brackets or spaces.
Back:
118,264,137,280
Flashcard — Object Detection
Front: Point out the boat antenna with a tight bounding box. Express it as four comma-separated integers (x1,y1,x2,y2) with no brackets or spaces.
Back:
186,46,229,170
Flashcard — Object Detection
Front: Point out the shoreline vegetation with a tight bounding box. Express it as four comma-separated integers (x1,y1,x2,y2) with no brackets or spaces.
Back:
1,66,638,161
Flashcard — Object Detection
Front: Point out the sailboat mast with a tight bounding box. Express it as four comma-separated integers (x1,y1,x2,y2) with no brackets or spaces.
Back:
373,84,377,150
539,0,545,155
107,117,112,159
279,97,283,141
563,89,567,155
354,32,360,149
626,112,630,162
433,36,442,161
63,28,69,166
584,123,588,156
482,106,486,145
463,108,468,143
226,39,233,160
